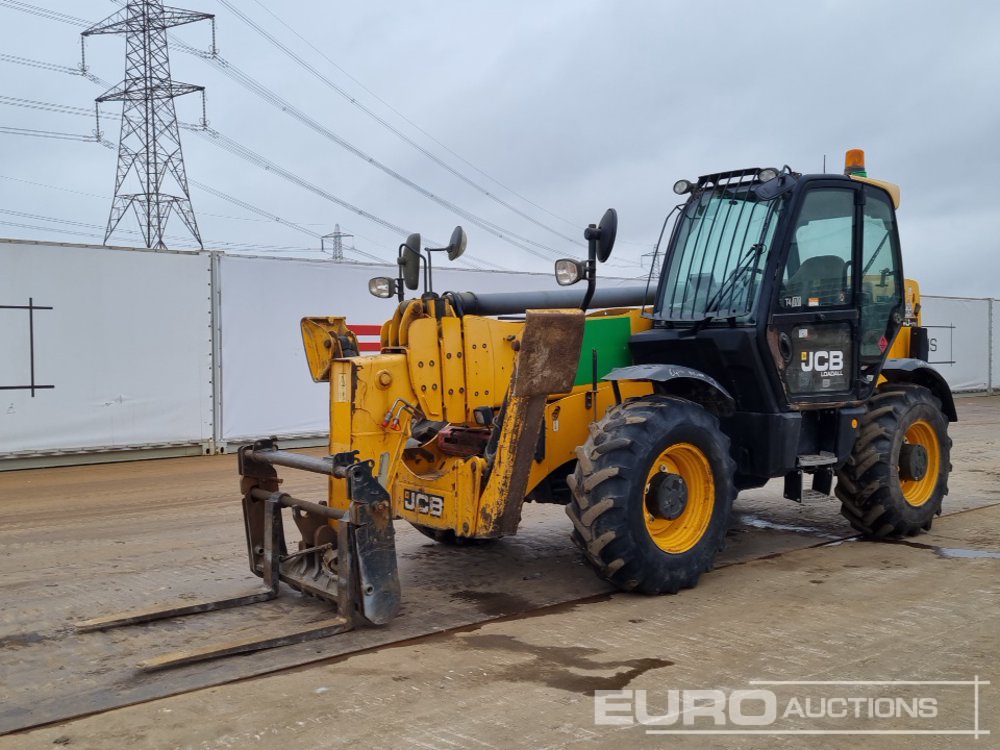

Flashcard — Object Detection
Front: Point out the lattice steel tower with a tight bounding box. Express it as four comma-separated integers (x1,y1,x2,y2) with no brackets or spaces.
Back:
83,1,214,249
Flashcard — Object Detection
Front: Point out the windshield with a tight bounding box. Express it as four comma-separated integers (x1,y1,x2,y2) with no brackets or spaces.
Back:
656,184,784,321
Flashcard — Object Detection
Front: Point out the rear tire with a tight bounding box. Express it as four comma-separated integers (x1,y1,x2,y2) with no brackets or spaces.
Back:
566,396,736,594
836,382,951,537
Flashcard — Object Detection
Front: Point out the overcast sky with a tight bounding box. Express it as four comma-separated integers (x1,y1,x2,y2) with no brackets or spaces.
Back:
1,0,998,296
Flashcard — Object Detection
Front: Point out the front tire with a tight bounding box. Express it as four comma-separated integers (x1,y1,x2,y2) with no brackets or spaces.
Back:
566,396,736,594
836,383,951,537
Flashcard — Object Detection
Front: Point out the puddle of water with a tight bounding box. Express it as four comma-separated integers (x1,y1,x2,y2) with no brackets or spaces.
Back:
734,514,840,539
457,633,674,695
887,540,1000,560
450,590,534,617
937,547,1000,560
822,538,858,547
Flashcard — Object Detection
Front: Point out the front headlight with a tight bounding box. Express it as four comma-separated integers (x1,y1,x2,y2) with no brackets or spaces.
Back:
554,259,585,286
673,179,694,195
368,276,397,298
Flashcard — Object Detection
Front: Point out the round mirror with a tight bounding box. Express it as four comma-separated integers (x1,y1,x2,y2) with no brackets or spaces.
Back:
447,226,468,261
596,207,617,263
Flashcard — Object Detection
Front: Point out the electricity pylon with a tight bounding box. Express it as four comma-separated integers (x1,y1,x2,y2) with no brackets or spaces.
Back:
83,1,214,249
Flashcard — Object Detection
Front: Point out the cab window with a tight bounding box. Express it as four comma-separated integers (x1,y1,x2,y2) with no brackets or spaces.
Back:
780,189,854,309
859,188,903,360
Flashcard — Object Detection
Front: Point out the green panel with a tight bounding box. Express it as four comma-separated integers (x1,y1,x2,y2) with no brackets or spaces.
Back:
573,316,634,387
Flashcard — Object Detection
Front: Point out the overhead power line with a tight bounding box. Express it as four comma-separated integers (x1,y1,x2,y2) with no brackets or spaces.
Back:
0,207,328,255
0,207,105,228
0,95,508,268
0,125,97,142
190,179,388,264
0,51,115,90
222,0,581,243
0,172,340,227
0,173,108,200
247,0,582,234
94,0,569,259
0,92,486,265
0,172,481,266
0,94,95,117
248,0,583,238
166,39,564,261
193,127,416,238
0,219,109,239
187,127,505,271
0,51,80,75
0,0,87,25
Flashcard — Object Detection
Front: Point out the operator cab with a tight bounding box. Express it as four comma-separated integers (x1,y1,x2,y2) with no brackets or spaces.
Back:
625,152,910,489
635,154,905,411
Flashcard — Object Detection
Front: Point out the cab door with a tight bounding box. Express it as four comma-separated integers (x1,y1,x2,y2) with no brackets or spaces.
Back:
767,183,861,405
767,182,904,406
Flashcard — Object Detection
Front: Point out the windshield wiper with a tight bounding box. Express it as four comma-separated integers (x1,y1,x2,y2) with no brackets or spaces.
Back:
682,243,763,337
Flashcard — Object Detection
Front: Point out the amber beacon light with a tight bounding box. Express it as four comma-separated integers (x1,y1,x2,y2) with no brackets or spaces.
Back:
844,148,867,177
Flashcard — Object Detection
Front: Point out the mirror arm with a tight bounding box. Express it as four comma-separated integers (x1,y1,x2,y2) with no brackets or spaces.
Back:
580,258,597,310
580,227,598,311
396,248,405,302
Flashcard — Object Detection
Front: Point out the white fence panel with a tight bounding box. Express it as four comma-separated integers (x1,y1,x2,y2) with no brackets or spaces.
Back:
16,238,991,463
991,299,998,393
920,296,991,392
0,241,213,454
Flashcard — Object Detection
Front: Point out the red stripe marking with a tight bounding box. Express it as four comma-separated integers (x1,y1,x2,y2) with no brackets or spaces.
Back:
358,341,381,352
349,324,382,335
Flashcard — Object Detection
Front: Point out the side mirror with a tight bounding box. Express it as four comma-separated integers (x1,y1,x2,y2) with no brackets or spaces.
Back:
426,226,468,261
445,225,467,261
369,276,397,299
399,233,421,290
584,208,618,263
754,167,796,201
554,259,585,286
578,207,617,311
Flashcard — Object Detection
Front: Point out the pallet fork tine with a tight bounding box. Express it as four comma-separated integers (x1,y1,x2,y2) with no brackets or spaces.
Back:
75,441,400,671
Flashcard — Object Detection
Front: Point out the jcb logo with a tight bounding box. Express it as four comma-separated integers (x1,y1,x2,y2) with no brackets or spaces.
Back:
403,490,444,517
801,350,844,373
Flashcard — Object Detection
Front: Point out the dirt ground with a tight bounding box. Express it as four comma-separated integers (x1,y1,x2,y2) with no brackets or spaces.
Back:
0,395,997,748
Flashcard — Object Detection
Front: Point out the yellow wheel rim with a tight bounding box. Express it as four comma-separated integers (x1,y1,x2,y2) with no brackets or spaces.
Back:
900,419,940,507
644,443,715,554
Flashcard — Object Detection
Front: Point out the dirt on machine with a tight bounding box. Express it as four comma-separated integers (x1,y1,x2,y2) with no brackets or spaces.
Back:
79,149,956,669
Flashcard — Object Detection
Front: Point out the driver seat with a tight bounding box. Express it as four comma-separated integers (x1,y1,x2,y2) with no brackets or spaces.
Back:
784,255,847,306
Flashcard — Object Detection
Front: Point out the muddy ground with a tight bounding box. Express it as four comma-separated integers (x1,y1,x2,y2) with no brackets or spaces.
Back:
0,395,997,747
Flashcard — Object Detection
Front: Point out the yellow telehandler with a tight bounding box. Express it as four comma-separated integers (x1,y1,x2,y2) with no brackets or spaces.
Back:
80,150,955,669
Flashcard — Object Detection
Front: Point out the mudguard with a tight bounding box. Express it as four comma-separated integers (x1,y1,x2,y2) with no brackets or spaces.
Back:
603,363,735,415
881,358,958,422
